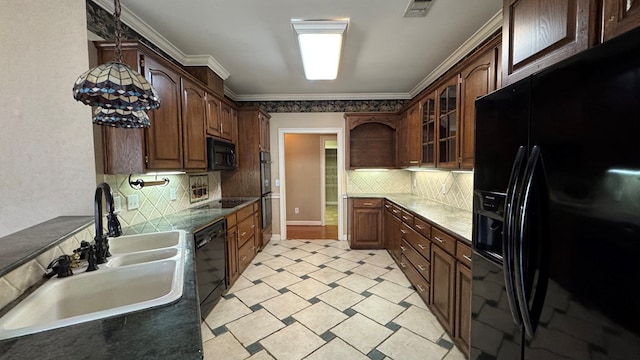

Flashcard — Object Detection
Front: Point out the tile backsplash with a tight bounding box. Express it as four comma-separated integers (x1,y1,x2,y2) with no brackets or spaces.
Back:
412,171,474,212
346,170,412,193
102,172,222,228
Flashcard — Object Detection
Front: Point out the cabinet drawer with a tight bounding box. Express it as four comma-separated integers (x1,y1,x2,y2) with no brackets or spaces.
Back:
432,227,456,255
390,204,402,218
253,201,259,212
226,213,237,228
237,215,256,247
383,201,393,212
456,241,472,268
401,239,430,282
401,223,430,260
413,217,432,239
236,204,254,221
353,198,382,208
238,236,255,273
400,254,430,304
400,210,414,225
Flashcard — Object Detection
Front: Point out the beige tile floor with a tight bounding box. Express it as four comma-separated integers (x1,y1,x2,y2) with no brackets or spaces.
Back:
201,239,466,360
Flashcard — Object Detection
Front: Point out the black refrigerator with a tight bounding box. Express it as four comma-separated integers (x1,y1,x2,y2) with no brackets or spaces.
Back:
471,27,640,359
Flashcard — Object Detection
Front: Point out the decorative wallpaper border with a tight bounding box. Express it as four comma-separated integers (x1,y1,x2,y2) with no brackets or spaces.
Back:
238,100,408,113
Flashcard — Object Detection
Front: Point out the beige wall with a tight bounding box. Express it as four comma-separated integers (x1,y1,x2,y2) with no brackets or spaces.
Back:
284,134,327,223
0,1,95,237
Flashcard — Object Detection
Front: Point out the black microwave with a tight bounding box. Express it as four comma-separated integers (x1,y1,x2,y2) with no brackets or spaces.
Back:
207,138,236,171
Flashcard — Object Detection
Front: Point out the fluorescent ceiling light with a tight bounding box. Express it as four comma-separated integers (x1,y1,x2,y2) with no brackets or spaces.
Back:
291,19,348,80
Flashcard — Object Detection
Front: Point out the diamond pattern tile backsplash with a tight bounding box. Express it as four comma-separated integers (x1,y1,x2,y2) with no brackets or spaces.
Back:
346,170,412,193
412,171,474,212
102,172,222,228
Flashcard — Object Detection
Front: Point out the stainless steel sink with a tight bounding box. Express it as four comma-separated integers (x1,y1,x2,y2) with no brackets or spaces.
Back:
0,230,186,340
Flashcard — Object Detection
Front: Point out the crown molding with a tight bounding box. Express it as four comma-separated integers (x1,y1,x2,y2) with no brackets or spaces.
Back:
409,8,503,98
91,0,230,80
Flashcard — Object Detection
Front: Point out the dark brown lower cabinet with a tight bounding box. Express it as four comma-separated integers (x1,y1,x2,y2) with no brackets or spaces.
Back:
349,198,383,249
455,261,471,357
226,201,259,287
430,241,456,335
384,202,402,261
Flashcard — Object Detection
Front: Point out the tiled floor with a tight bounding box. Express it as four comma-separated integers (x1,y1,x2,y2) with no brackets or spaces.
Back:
201,239,465,360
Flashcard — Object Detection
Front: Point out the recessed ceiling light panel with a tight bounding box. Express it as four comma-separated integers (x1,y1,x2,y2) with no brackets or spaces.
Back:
291,19,349,80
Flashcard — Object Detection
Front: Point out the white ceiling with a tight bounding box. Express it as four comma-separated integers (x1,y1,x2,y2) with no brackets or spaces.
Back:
93,0,503,101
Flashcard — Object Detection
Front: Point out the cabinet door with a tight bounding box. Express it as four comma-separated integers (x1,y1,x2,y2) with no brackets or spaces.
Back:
405,103,422,166
206,95,221,137
459,48,498,169
230,107,239,145
384,205,402,261
502,0,595,84
181,78,207,170
602,0,640,41
421,91,437,167
436,77,459,169
226,225,239,287
455,262,471,357
350,199,383,249
144,54,183,170
431,244,456,333
220,102,233,141
397,112,408,167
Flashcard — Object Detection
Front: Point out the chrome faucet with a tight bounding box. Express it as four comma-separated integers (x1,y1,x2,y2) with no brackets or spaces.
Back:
94,183,122,264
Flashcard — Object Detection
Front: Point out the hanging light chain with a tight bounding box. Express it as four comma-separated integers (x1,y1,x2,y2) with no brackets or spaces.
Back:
114,0,124,63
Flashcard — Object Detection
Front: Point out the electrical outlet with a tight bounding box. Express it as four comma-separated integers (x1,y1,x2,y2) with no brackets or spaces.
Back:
113,195,122,213
170,188,177,201
294,207,299,214
441,183,447,194
275,179,280,187
413,179,417,188
127,194,139,210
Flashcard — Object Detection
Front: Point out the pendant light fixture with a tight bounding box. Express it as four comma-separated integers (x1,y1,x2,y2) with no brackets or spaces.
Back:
73,0,159,128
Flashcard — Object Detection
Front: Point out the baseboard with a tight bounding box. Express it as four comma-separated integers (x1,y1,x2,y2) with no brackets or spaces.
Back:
271,234,282,241
286,221,322,226
326,201,338,205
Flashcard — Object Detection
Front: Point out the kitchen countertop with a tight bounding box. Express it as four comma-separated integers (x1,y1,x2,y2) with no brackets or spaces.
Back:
0,197,259,360
347,193,473,243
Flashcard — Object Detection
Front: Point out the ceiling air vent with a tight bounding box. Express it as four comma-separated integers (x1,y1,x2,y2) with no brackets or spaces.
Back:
403,0,433,18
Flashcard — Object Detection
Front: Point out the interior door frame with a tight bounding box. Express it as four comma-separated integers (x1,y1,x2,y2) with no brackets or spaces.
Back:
279,128,345,240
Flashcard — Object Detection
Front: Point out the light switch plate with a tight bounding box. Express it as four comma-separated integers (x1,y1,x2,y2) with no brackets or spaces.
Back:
170,188,177,201
275,179,280,187
127,194,139,210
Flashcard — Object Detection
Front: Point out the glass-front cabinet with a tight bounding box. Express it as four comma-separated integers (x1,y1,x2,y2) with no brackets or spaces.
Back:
437,76,459,168
421,92,437,167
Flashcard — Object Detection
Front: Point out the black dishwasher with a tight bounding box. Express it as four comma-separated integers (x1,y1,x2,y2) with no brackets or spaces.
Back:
194,219,226,320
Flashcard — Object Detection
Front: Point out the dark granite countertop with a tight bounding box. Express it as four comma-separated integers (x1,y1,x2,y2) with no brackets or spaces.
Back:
0,216,94,277
347,193,472,243
0,198,259,360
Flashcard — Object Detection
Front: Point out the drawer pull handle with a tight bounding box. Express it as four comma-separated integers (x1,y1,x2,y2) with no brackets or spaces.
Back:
417,284,426,292
402,216,410,220
418,243,426,250
400,246,407,252
463,255,472,262
363,202,373,206
385,204,391,208
400,262,407,268
241,232,247,237
416,225,425,230
400,229,407,234
435,236,444,243
251,225,256,229
240,256,247,262
392,209,399,214
418,265,426,271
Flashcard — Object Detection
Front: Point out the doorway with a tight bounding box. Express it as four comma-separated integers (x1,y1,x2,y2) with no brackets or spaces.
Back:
279,128,344,241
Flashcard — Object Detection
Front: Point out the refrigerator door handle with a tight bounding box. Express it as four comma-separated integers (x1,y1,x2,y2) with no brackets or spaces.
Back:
514,145,549,338
503,145,527,326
